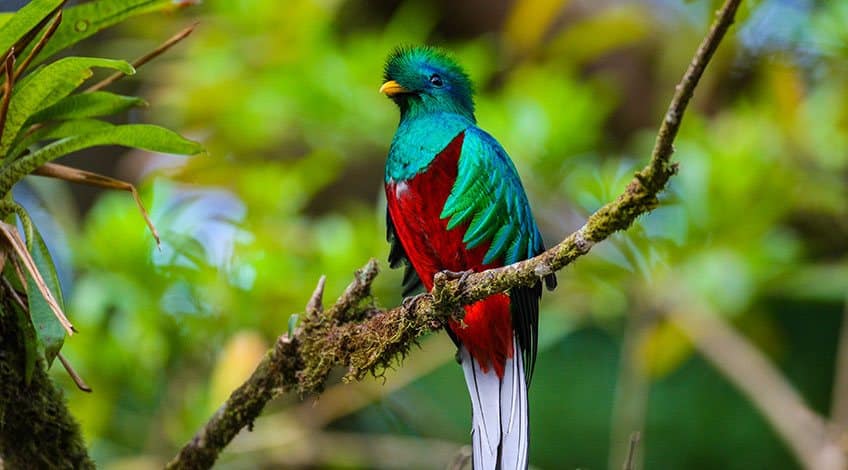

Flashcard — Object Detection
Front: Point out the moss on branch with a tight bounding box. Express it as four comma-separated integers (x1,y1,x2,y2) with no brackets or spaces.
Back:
167,1,743,468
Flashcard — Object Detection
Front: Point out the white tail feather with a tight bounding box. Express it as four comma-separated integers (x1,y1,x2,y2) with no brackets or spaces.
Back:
460,337,529,470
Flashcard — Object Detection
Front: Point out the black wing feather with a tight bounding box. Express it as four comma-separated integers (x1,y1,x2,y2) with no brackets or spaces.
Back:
386,210,424,297
510,255,556,384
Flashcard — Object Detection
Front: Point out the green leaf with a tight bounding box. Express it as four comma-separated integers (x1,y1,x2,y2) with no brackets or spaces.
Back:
0,0,63,57
48,123,202,156
0,124,203,195
30,0,192,66
28,91,147,124
27,225,66,367
9,118,115,159
0,57,135,158
8,298,40,384
0,14,13,30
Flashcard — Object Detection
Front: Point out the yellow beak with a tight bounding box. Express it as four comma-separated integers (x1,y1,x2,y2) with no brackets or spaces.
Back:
379,80,409,96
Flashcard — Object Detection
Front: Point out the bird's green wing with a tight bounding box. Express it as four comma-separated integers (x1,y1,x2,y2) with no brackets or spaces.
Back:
440,126,556,379
441,126,547,266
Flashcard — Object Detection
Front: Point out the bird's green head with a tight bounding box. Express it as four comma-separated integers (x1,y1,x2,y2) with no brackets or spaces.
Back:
381,46,475,122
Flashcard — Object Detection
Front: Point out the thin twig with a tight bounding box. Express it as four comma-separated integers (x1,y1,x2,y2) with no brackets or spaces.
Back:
14,1,65,52
33,163,160,245
306,275,326,316
1,268,90,392
323,261,378,321
0,222,73,335
2,274,27,311
165,1,743,468
57,353,92,393
84,23,197,93
13,10,63,82
7,249,27,295
622,431,641,470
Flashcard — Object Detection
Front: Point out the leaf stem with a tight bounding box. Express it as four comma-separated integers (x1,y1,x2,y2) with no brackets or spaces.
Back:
84,22,197,93
13,10,63,82
0,50,16,149
0,200,34,251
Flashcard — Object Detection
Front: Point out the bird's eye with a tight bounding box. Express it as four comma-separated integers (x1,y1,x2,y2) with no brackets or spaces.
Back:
429,74,444,87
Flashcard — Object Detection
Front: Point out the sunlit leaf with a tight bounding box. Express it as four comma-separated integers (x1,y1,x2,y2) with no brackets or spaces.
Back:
0,57,135,158
28,91,147,124
1,123,202,194
0,14,13,30
17,122,200,168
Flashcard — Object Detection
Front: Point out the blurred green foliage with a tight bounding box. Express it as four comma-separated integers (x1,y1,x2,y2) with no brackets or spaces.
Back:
21,0,847,468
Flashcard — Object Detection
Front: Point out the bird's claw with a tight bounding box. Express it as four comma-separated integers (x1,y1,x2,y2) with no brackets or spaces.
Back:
440,269,473,290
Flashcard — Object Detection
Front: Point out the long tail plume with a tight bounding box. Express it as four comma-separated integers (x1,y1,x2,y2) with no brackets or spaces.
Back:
460,336,529,470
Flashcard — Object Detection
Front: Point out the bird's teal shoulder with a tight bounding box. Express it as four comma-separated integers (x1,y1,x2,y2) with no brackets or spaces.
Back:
385,112,473,182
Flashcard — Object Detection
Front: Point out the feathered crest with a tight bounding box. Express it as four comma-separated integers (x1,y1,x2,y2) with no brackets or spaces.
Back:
382,45,476,117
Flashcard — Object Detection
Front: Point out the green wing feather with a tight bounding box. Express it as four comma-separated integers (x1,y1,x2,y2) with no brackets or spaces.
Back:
440,126,546,265
440,126,556,380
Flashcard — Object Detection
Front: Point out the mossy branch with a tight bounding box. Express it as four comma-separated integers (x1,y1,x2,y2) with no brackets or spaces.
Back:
166,1,742,468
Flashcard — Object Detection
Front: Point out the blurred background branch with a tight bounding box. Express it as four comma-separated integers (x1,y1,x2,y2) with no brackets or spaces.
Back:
167,1,742,467
831,298,848,436
609,300,654,470
2,0,842,468
667,297,846,470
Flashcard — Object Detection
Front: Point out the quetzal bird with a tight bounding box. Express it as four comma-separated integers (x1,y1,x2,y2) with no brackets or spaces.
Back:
380,46,556,469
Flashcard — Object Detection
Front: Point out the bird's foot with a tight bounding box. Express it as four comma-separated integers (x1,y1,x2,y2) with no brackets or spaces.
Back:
439,269,473,290
432,269,474,307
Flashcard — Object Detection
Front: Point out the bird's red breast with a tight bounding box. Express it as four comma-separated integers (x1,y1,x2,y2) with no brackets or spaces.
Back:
385,130,514,377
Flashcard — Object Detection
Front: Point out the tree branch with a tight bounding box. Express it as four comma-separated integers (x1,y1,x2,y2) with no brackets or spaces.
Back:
166,1,743,468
